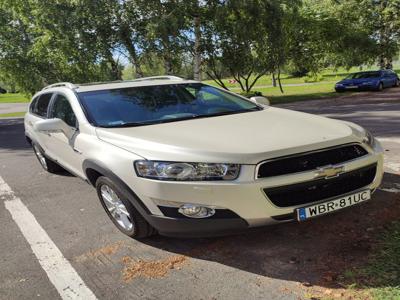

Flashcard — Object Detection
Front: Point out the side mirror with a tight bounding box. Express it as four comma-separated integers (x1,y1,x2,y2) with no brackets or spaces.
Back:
249,96,270,106
33,118,76,139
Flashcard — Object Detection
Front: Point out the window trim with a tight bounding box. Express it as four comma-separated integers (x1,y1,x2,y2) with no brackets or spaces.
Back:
49,92,79,129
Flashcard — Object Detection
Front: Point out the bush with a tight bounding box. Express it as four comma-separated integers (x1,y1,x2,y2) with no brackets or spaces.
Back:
304,73,323,83
240,91,263,98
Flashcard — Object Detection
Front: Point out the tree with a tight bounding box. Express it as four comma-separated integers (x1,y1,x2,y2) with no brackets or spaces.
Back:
0,0,122,93
202,0,299,93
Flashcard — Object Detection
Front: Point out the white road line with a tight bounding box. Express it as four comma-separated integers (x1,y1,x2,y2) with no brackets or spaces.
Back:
1,176,97,300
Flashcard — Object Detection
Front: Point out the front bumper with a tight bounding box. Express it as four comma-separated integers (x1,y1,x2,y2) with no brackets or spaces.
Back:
130,142,384,237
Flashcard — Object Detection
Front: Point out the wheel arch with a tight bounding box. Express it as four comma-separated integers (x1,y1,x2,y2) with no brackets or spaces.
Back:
82,159,151,215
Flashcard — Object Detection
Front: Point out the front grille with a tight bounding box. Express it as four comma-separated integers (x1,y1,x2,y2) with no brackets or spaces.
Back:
263,164,376,208
257,144,368,178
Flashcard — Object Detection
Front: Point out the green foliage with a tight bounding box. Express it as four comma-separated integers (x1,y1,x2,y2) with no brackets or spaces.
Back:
304,73,323,83
0,0,122,94
239,91,263,98
203,0,297,92
1,0,400,94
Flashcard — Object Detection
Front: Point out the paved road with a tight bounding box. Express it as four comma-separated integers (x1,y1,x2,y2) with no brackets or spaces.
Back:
0,89,399,300
0,103,29,115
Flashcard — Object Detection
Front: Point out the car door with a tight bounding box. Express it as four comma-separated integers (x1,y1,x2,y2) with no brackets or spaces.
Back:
382,71,393,87
46,93,85,177
388,70,398,86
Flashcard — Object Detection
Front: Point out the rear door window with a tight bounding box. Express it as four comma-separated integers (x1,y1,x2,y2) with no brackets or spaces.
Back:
34,93,53,117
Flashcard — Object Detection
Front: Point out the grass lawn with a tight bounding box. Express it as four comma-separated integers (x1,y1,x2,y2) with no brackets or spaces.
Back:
0,93,30,103
203,66,393,89
342,222,400,299
256,83,340,104
0,111,26,118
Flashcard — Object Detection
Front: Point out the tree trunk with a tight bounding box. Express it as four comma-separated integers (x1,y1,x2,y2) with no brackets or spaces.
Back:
272,72,277,87
106,51,122,80
120,32,143,78
193,15,201,81
277,68,284,93
164,54,173,75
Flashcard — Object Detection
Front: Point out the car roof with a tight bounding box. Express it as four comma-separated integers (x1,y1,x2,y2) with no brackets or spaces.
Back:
41,76,198,93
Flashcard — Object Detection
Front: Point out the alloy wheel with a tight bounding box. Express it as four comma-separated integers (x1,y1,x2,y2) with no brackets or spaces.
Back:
33,145,48,170
100,184,134,231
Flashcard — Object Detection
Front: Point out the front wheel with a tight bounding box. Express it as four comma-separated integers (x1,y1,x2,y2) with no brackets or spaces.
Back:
395,79,400,87
95,176,155,239
377,82,384,91
32,143,63,173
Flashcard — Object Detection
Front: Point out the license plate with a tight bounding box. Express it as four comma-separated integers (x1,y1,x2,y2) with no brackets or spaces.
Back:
346,85,358,89
296,190,371,221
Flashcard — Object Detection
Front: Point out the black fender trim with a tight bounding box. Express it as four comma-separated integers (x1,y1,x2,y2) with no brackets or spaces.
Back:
82,159,151,216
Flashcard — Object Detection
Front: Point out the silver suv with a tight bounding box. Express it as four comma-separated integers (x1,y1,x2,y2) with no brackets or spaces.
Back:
24,76,384,239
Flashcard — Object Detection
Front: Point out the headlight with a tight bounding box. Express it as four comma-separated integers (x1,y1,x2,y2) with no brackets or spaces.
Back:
363,130,376,148
134,160,240,181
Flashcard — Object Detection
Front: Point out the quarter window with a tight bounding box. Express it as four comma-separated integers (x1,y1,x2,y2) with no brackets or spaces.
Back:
34,93,53,117
50,94,77,127
29,96,39,113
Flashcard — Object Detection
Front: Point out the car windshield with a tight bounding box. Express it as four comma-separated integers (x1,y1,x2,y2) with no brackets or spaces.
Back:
78,83,262,127
345,71,381,79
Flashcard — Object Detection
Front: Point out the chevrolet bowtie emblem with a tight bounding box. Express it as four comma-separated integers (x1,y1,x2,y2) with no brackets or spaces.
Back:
314,165,345,179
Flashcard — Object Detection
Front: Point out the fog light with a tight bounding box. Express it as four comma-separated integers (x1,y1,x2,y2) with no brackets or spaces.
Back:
178,204,215,218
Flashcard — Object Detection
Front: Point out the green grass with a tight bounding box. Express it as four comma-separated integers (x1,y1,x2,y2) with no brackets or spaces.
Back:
0,111,26,118
256,83,340,104
204,67,400,90
0,93,30,103
203,66,385,88
342,222,400,299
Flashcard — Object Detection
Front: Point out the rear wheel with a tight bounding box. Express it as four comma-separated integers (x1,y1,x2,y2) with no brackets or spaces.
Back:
32,143,63,173
95,176,155,239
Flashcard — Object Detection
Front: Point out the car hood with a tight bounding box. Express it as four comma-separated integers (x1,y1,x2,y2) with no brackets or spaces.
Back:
95,107,362,164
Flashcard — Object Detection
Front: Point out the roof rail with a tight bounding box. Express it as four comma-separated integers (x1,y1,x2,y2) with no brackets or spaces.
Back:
131,76,184,82
42,82,76,90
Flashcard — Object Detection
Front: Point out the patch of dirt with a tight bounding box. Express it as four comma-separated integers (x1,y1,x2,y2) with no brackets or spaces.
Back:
121,255,188,282
75,241,124,262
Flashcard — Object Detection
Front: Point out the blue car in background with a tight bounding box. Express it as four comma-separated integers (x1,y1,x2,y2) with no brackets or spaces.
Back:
335,70,399,92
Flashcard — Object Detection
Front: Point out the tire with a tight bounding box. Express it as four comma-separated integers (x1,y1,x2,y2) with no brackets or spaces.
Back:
95,176,155,239
377,82,384,91
395,79,400,87
32,143,63,173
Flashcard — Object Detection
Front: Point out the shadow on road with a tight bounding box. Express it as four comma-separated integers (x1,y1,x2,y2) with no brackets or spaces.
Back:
0,118,30,152
0,118,73,177
141,176,400,290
